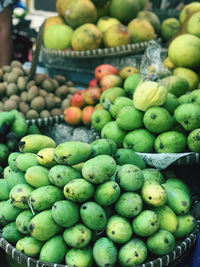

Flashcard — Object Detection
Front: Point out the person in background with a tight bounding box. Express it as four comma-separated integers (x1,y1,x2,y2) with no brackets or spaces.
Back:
0,1,18,67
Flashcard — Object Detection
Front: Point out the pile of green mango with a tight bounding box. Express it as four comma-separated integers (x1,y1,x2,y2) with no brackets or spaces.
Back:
0,134,197,267
0,110,40,170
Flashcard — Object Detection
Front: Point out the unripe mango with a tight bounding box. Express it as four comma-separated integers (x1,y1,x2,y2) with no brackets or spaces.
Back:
9,184,34,209
54,141,91,165
19,134,56,154
48,165,81,188
82,155,117,184
64,178,94,202
16,210,35,234
25,165,50,188
37,147,57,168
52,200,79,227
16,236,43,257
63,223,92,248
6,170,27,190
29,210,62,241
29,185,64,211
0,179,10,200
8,152,21,171
2,222,24,244
15,153,39,172
40,235,67,263
0,200,21,226
80,202,107,231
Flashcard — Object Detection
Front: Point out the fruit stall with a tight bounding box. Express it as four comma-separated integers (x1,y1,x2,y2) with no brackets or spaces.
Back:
1,0,200,267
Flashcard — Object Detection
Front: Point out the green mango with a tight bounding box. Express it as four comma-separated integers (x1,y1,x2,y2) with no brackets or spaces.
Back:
65,246,93,267
119,238,148,266
132,210,159,237
0,178,10,200
146,230,175,255
49,165,81,188
162,184,191,215
15,153,39,172
114,148,146,169
80,202,107,231
63,223,92,248
16,210,35,234
90,138,117,157
11,114,28,138
174,214,196,239
54,141,91,165
165,178,191,196
8,152,21,171
10,184,34,209
16,236,43,257
142,168,165,184
37,147,57,168
116,164,144,191
93,237,117,267
141,181,167,207
82,155,117,184
110,96,133,118
3,166,11,178
6,170,27,190
29,185,64,211
19,134,56,154
0,200,21,226
52,200,79,227
63,178,94,203
115,192,143,218
153,205,178,233
106,215,133,244
29,210,62,241
25,165,51,188
39,235,67,263
2,222,24,244
94,181,121,206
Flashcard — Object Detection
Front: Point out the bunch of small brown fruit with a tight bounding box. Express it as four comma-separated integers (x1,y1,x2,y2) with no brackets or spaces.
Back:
0,60,78,120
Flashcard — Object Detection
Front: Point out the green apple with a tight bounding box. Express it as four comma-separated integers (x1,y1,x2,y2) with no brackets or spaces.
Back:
43,24,74,50
116,106,143,130
110,96,133,118
91,109,112,132
101,121,126,147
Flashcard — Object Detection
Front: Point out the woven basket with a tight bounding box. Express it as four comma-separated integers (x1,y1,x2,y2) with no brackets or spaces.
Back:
26,115,64,127
0,220,199,267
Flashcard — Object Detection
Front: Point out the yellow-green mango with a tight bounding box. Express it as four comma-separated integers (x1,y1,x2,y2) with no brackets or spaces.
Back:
0,200,21,226
16,236,43,257
54,141,91,165
48,165,81,188
37,147,57,168
16,210,35,234
174,214,196,238
15,153,39,172
63,223,92,248
9,184,34,209
29,210,62,241
29,185,64,211
6,170,27,190
39,235,68,263
0,179,10,200
19,134,56,154
63,178,94,203
82,155,117,184
25,166,50,188
2,222,24,244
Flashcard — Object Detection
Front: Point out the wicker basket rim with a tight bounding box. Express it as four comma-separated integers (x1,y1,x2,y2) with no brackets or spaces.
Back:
41,39,161,59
